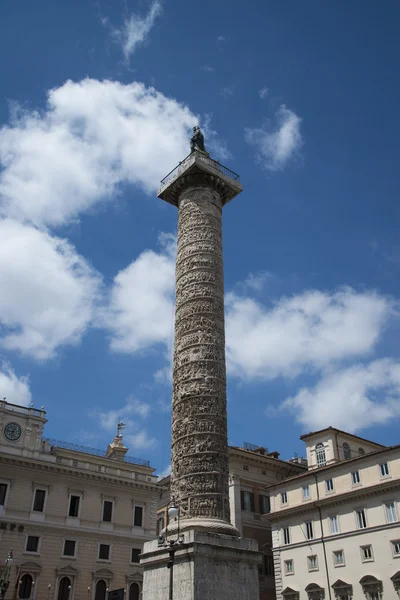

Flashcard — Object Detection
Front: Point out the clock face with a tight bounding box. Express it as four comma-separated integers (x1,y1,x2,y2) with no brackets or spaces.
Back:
4,422,22,442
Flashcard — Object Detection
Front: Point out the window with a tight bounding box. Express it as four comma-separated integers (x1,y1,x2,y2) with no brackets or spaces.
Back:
240,491,255,512
302,485,310,499
325,479,334,492
343,442,351,460
316,443,326,467
63,540,76,557
57,577,71,600
131,548,141,563
156,514,164,536
129,583,140,600
19,574,33,599
0,483,8,506
385,502,397,523
260,495,270,514
25,535,40,553
102,500,113,522
351,471,360,485
333,550,345,566
358,447,365,455
32,489,46,512
380,462,389,477
98,544,110,560
392,540,400,556
283,527,290,545
305,521,314,540
356,509,367,529
264,555,274,576
134,505,144,527
361,545,373,562
308,555,318,571
281,492,288,505
284,559,294,575
329,515,339,535
68,495,80,518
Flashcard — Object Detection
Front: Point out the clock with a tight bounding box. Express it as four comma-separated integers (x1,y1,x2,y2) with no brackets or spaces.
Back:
4,422,22,442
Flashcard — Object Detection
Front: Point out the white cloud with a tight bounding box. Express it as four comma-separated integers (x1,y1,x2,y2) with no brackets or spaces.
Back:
0,79,197,227
225,287,392,380
259,87,269,99
201,65,214,73
217,36,226,42
219,85,235,98
239,271,273,293
158,463,171,479
202,114,232,161
89,396,157,450
280,359,400,431
101,233,176,354
0,362,31,406
0,219,101,360
245,104,302,171
110,1,162,61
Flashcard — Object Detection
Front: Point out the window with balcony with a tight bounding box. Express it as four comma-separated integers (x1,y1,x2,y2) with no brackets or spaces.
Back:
302,485,310,499
32,489,46,512
356,509,367,529
325,479,334,492
360,545,373,562
380,462,390,477
343,443,351,460
329,515,339,535
333,550,345,566
385,502,397,523
316,443,326,467
305,521,314,540
283,527,290,545
62,540,76,557
284,559,294,575
351,471,360,485
308,555,318,571
102,500,113,522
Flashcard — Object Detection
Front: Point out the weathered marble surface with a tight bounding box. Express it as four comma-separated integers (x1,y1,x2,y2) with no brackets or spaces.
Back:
141,530,260,600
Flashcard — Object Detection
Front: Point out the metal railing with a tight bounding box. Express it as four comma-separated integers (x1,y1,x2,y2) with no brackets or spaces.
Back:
44,438,150,467
160,153,240,188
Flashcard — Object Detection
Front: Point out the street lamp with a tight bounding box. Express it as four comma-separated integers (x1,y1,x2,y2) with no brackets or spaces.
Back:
0,550,13,600
158,498,184,600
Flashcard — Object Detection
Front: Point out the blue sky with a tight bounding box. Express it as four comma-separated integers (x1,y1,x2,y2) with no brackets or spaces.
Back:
1,0,400,474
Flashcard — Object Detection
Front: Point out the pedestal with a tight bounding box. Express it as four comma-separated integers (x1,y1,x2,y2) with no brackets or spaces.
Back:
141,529,260,600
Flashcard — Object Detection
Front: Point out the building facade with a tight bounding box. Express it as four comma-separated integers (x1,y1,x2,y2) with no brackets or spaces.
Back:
156,443,307,600
266,427,400,600
0,400,159,600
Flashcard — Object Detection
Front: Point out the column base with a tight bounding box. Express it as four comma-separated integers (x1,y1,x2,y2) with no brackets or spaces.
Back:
141,529,261,600
163,517,240,537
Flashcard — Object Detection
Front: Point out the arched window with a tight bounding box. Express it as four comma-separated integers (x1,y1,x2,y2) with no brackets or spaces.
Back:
129,583,140,600
19,574,33,599
57,577,71,600
95,580,107,600
359,447,365,455
343,443,351,460
315,443,326,467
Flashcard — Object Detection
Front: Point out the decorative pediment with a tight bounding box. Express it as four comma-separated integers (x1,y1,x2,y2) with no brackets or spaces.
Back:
19,561,42,573
305,583,325,600
391,572,400,593
359,576,382,596
56,565,79,576
282,586,299,599
93,568,114,578
126,572,143,582
331,580,353,599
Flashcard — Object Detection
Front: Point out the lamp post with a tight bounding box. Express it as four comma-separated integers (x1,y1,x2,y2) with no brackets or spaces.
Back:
158,498,184,600
0,550,13,600
47,584,51,600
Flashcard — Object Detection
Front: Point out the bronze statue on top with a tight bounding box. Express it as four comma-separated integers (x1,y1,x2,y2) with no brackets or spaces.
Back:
190,126,207,154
